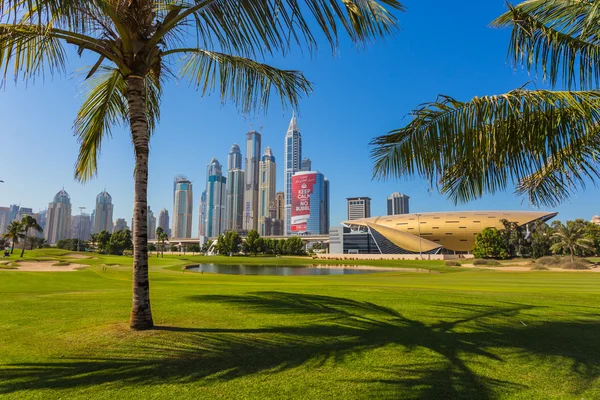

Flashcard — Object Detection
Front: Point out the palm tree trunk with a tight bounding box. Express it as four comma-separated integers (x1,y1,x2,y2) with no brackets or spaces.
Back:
20,228,28,258
127,75,154,330
10,238,15,254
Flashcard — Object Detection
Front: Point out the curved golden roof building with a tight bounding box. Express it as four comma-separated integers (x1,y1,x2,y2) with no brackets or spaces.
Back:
341,210,557,254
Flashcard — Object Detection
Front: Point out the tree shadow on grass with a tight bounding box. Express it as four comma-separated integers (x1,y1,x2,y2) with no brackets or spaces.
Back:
1,292,599,398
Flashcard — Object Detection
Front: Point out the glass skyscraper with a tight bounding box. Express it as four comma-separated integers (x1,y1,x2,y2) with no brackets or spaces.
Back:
205,158,227,238
93,190,113,234
46,189,72,244
244,131,261,231
173,176,193,238
290,171,329,235
284,114,302,235
227,144,245,232
258,147,277,236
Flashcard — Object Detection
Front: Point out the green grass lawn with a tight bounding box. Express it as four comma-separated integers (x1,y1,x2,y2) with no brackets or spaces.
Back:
0,249,599,399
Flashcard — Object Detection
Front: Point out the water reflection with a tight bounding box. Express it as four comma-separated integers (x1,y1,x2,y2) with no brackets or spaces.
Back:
185,264,388,276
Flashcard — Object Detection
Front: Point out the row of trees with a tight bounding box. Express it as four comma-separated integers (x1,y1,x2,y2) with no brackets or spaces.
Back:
88,230,133,256
2,215,44,257
215,230,306,256
473,219,599,261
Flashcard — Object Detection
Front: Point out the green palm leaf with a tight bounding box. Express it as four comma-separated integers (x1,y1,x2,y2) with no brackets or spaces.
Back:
371,89,600,207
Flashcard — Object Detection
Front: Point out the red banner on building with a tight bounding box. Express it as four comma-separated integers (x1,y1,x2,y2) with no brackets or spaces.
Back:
291,173,316,233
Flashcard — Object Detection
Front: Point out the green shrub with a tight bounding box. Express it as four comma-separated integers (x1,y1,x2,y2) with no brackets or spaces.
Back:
562,259,592,270
530,265,549,271
536,256,563,267
445,261,461,267
472,259,501,266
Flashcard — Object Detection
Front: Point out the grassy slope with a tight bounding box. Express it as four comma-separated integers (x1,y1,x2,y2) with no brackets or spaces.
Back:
0,250,599,399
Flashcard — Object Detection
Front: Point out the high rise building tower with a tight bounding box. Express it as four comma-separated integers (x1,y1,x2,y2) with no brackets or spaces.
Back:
147,206,157,239
8,205,19,223
0,206,9,234
301,157,312,172
244,130,261,231
258,147,277,236
290,171,329,235
173,176,193,238
70,213,92,241
158,208,170,237
205,158,227,238
387,192,410,215
93,190,114,233
275,192,285,221
45,189,72,244
199,190,207,238
113,218,128,232
347,197,371,220
226,143,245,232
228,143,243,171
284,114,302,235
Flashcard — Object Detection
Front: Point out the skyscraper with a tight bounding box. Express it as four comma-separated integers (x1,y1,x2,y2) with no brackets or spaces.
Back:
0,206,9,234
301,157,312,172
45,189,72,244
158,208,170,237
93,190,114,233
258,147,277,236
205,158,227,238
113,218,128,232
228,143,243,170
347,197,371,220
275,192,285,221
70,213,92,241
284,114,302,235
244,130,261,231
147,206,157,239
199,190,207,238
290,171,329,235
387,192,410,215
173,176,193,238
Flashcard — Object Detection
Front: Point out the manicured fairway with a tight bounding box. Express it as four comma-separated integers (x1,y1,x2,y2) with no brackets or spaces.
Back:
0,250,599,399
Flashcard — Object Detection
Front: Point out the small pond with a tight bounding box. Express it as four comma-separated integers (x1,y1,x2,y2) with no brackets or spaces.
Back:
185,264,394,276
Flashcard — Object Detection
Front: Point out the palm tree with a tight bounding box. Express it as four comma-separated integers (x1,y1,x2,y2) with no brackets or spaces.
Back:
155,226,168,258
371,0,600,208
3,221,22,255
0,0,403,330
19,215,43,257
550,222,595,263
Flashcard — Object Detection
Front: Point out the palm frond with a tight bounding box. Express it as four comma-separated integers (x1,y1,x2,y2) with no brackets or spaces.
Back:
74,66,128,182
0,23,66,83
492,0,600,89
175,48,312,113
371,88,600,207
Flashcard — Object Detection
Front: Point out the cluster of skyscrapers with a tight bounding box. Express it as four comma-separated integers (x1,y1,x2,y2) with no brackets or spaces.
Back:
0,189,171,245
172,114,330,242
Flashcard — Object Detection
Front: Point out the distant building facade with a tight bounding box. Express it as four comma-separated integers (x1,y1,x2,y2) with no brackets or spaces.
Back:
301,157,312,172
199,190,207,238
226,143,245,232
258,147,277,236
347,197,371,221
284,114,302,235
158,209,170,237
173,176,193,238
147,206,157,239
0,206,9,234
290,171,329,235
45,189,72,244
244,131,261,231
205,158,227,238
93,190,114,233
387,192,410,215
592,216,600,226
113,218,128,232
70,213,92,241
275,192,285,221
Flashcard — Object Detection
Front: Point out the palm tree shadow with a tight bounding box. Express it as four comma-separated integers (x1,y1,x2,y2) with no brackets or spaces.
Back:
1,292,599,399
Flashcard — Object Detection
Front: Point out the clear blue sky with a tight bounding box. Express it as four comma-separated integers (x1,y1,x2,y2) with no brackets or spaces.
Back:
0,0,597,232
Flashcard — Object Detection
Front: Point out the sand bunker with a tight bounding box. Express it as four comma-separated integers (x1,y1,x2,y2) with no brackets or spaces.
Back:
0,260,85,272
64,253,93,259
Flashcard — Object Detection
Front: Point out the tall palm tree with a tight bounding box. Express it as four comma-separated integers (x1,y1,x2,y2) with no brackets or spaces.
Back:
155,226,168,258
0,0,403,330
19,215,43,258
371,0,600,208
550,222,594,263
3,221,22,254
